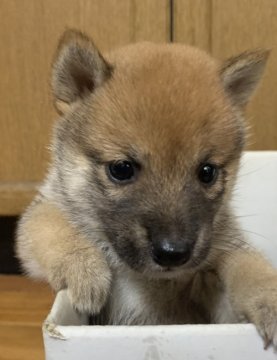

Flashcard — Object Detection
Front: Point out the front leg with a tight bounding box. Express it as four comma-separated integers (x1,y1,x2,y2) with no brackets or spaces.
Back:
219,249,277,349
16,198,112,314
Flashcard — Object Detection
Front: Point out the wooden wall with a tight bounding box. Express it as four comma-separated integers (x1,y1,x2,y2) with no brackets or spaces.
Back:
0,0,169,214
0,0,276,215
174,0,277,150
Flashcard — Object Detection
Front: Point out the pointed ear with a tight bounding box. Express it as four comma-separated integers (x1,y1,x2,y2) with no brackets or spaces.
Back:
52,29,112,114
220,49,270,107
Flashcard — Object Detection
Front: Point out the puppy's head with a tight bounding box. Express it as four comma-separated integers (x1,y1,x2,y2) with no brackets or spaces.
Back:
52,30,269,277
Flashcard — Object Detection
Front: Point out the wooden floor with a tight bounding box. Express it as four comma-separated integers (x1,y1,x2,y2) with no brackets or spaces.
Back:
0,275,54,360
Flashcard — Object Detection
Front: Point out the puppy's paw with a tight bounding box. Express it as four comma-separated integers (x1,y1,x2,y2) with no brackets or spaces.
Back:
66,251,112,314
245,279,277,350
50,248,112,315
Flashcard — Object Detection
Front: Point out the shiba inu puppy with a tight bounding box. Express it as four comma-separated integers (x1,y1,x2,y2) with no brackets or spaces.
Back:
16,30,277,349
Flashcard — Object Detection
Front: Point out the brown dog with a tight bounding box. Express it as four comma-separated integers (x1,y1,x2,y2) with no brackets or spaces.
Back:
16,30,277,349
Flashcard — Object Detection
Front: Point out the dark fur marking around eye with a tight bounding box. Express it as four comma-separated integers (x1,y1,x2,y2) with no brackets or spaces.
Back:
89,171,108,197
85,147,105,165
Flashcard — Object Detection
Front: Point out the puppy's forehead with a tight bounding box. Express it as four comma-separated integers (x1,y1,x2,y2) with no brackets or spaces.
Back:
87,43,239,163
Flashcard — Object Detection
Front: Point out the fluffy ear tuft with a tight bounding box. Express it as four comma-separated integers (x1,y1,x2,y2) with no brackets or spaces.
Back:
220,49,270,107
52,29,112,114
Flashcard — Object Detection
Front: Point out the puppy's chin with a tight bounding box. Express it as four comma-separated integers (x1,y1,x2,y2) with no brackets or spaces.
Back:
135,261,198,280
146,268,194,280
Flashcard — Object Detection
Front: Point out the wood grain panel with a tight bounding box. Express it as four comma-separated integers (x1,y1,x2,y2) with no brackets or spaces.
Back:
0,275,54,360
211,0,277,150
0,326,45,360
0,275,54,326
0,0,170,214
0,183,38,215
173,0,211,51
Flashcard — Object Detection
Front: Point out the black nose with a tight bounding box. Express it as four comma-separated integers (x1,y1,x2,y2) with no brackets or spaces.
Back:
152,239,191,267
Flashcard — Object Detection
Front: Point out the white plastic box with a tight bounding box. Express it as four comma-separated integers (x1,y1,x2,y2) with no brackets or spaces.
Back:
43,151,277,360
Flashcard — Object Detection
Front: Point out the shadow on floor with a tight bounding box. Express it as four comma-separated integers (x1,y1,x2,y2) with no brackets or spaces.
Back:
0,216,21,274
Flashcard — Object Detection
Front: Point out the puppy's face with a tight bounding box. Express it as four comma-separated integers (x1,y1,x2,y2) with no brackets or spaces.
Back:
52,31,268,277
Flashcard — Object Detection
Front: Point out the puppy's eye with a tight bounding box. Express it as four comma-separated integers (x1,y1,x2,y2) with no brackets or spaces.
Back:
108,160,135,182
198,163,218,185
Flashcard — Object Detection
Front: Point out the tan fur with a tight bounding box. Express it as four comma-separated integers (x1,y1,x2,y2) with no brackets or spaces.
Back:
16,199,111,314
218,251,277,347
16,30,277,350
